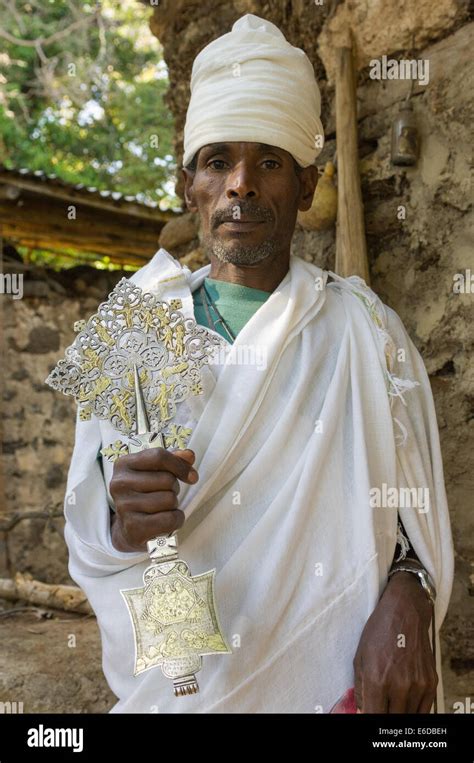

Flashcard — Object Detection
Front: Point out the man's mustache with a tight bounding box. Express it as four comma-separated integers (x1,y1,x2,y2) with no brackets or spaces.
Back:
212,203,274,227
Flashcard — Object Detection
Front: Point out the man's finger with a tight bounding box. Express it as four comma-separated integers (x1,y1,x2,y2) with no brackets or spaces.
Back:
119,491,179,515
122,447,198,482
353,651,364,712
172,449,195,465
387,689,410,714
405,685,426,714
122,509,185,545
360,681,388,714
120,471,180,495
417,687,437,714
353,674,363,713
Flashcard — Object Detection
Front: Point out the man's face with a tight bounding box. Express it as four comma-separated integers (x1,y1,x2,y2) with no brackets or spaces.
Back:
182,142,318,267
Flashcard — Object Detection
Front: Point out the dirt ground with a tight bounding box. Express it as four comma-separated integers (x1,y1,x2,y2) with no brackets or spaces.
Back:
0,601,115,714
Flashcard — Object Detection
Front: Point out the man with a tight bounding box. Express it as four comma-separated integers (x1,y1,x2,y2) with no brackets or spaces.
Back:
61,14,453,713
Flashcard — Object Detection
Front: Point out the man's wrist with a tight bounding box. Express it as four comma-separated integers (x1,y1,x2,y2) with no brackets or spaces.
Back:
386,570,434,626
389,559,436,606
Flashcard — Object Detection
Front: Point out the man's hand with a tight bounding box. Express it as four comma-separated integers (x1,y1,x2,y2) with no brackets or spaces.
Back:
353,571,437,713
109,448,199,553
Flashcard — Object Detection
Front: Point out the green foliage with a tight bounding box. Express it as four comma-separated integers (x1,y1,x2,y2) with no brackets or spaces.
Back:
0,0,180,267
20,245,138,272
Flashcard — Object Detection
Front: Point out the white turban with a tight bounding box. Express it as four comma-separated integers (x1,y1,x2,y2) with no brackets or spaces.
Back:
183,13,324,169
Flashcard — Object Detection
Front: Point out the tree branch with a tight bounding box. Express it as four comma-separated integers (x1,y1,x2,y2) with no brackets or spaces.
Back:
0,9,99,48
0,509,63,533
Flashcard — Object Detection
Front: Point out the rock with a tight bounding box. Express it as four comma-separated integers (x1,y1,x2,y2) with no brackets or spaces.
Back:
22,281,50,298
159,212,199,251
73,278,88,293
45,464,64,489
24,326,60,354
318,0,463,85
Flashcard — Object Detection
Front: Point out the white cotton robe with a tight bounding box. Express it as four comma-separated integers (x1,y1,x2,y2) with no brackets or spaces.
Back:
63,248,454,714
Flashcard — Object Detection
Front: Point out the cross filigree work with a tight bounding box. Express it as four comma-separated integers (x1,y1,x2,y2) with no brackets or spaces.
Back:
45,278,226,446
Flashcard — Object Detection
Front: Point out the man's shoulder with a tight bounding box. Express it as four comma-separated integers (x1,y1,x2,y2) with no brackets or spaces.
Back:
323,273,416,363
325,273,404,335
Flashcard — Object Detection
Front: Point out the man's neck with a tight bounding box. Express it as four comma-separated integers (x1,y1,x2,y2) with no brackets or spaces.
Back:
208,253,290,293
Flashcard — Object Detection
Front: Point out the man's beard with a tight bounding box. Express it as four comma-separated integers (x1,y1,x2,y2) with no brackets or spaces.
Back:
203,234,278,266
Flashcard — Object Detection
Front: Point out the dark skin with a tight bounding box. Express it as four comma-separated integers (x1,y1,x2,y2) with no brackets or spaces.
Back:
183,141,319,291
110,141,436,713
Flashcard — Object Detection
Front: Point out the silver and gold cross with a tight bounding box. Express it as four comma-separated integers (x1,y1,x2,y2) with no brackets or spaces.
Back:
45,277,231,696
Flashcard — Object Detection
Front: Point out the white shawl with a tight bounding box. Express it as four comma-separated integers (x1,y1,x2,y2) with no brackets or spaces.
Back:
63,248,454,714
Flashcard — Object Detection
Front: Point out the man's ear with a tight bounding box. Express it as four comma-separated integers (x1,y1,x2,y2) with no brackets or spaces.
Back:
297,165,319,212
182,167,197,212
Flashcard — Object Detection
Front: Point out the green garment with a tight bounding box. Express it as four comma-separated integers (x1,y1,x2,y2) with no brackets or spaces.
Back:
192,277,271,343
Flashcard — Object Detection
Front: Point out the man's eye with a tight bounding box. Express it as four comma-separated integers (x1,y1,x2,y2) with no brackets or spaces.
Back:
207,159,280,170
207,160,227,170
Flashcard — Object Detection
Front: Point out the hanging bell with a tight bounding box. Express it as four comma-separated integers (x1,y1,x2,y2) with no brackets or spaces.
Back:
391,100,419,166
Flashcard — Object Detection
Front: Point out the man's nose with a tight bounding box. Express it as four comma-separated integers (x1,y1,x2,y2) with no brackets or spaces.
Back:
225,162,258,200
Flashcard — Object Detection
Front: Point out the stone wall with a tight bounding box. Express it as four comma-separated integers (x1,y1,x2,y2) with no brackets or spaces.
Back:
1,263,126,585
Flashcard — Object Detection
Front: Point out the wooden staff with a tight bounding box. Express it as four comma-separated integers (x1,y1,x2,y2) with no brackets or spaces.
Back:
334,28,370,284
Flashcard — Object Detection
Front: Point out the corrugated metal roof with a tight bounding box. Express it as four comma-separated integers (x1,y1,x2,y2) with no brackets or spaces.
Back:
0,164,181,214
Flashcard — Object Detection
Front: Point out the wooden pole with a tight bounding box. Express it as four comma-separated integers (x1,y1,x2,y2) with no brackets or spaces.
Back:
0,573,93,615
334,29,370,284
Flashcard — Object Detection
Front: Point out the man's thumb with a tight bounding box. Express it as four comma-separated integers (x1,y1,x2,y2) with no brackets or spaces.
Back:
172,449,196,466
